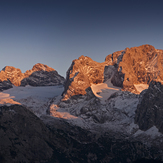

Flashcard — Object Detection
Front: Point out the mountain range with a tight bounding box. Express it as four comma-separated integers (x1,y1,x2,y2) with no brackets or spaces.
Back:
0,44,163,162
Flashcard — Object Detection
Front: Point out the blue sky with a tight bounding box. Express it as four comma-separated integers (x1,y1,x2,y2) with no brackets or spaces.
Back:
0,0,163,77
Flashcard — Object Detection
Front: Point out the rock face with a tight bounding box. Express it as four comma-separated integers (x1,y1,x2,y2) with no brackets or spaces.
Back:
135,81,163,133
0,63,65,90
62,55,108,100
0,79,12,91
0,66,24,87
21,69,65,86
57,87,139,125
62,45,163,101
105,45,163,93
31,63,55,72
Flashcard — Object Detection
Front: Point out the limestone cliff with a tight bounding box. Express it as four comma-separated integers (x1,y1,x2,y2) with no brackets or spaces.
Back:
0,66,24,86
62,45,163,101
62,55,108,100
115,45,163,92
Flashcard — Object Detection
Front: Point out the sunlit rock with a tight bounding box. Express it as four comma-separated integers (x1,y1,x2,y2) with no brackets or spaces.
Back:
0,63,65,89
62,55,108,100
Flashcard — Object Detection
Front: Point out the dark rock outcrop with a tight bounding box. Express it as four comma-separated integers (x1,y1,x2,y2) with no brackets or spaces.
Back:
0,105,69,163
135,81,163,133
21,70,65,86
21,63,65,86
0,79,13,91
0,104,162,162
42,115,163,163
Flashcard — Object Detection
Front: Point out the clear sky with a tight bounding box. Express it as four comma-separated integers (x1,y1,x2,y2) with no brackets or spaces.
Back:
0,0,163,77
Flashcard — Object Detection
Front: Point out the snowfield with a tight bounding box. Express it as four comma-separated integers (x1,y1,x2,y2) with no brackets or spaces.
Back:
0,82,162,142
1,85,64,116
134,84,149,93
0,92,20,105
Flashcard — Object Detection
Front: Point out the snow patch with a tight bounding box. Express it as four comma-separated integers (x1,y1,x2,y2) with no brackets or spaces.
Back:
134,126,162,138
0,92,20,105
134,84,149,93
2,85,64,116
91,79,120,104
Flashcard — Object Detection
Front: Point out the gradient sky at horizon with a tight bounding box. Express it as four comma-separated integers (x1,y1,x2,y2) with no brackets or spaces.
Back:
0,0,163,77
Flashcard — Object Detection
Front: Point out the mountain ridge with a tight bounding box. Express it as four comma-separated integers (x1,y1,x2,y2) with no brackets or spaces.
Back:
62,44,163,102
1,44,163,162
0,63,65,90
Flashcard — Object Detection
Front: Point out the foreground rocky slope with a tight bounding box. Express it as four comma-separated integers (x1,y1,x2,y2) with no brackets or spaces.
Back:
42,115,163,163
0,105,70,163
0,105,162,163
0,63,65,91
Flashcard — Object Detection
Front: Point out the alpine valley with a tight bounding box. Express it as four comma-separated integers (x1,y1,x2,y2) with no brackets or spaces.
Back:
0,45,163,163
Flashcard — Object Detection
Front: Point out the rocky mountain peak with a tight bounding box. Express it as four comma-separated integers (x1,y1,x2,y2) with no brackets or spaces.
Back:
115,44,163,92
62,55,108,101
2,66,21,72
105,50,124,66
62,45,163,102
0,63,65,90
0,66,24,86
31,63,55,72
104,44,163,93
